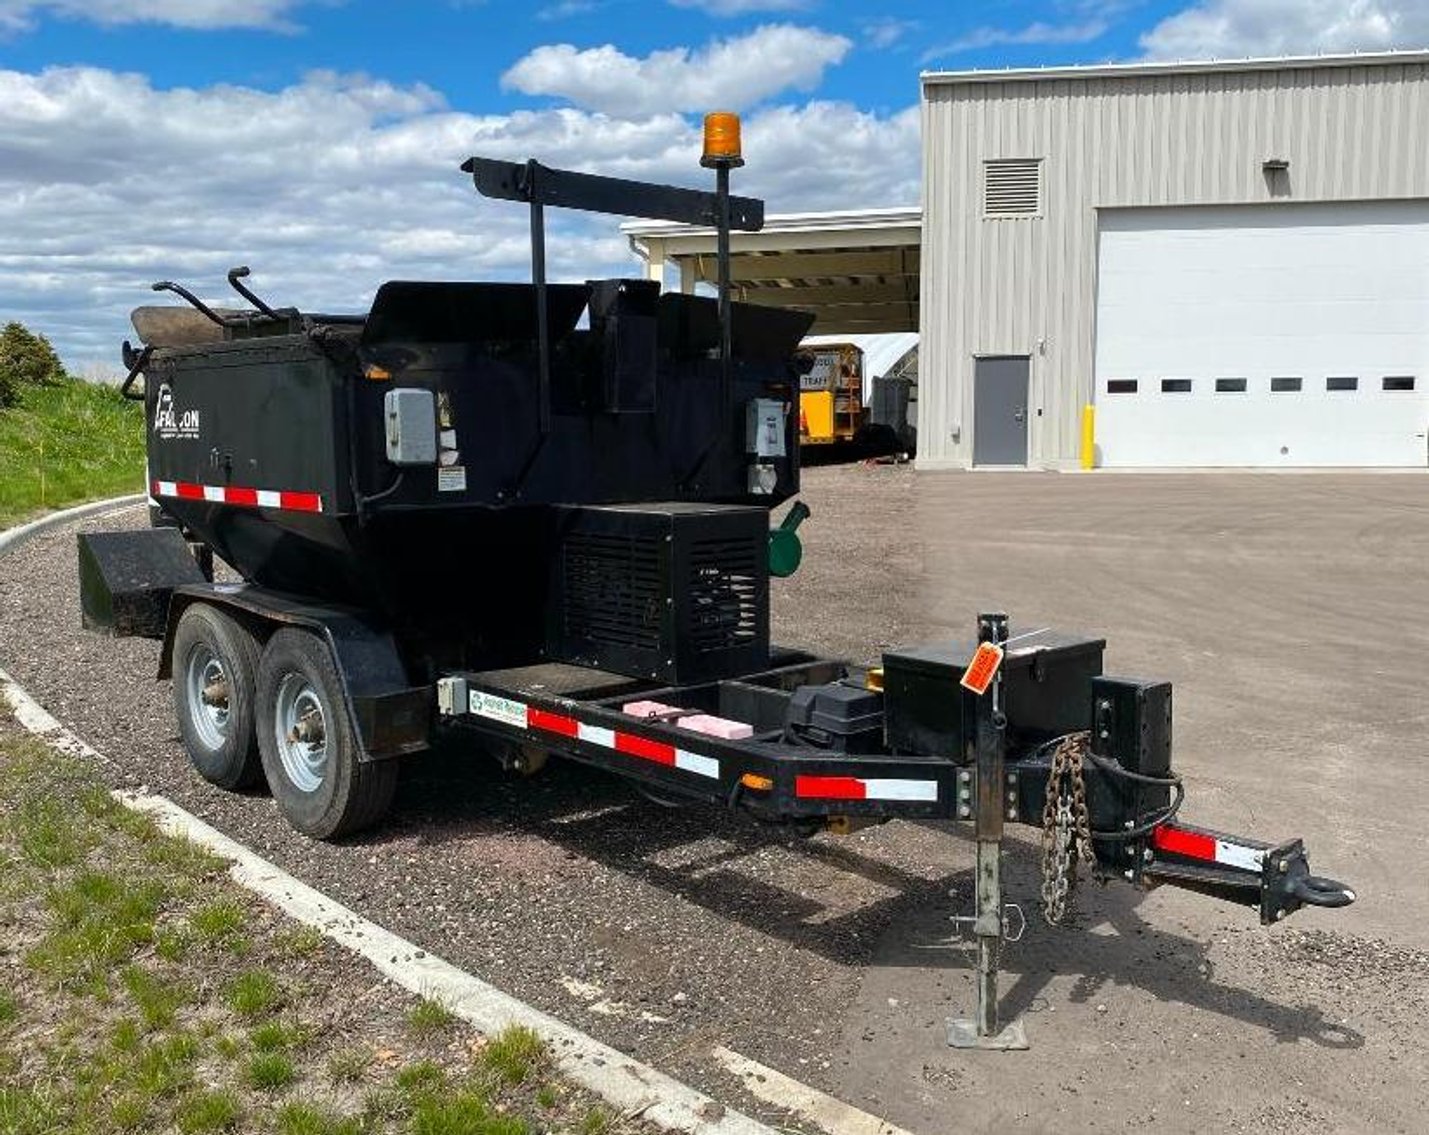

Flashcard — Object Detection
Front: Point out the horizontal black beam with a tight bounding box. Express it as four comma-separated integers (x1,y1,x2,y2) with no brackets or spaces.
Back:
462,156,764,232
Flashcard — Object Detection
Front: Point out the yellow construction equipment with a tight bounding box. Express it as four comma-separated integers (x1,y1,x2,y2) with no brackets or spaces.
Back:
796,342,863,446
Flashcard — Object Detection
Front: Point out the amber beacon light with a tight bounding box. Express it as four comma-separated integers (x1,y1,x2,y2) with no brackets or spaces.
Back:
701,111,744,168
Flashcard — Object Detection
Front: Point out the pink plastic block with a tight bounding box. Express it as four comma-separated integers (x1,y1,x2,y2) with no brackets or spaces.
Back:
622,700,686,719
675,714,754,740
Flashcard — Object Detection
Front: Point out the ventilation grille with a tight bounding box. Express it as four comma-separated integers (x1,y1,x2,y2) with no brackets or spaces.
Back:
984,159,1041,217
560,533,664,650
685,536,762,654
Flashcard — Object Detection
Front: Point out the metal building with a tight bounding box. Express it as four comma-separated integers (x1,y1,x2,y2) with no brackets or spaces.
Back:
920,51,1429,469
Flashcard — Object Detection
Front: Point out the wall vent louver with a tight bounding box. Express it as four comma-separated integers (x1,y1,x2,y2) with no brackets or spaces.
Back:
984,159,1042,217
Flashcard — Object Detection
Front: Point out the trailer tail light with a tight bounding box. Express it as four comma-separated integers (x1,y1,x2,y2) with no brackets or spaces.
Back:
363,364,392,381
740,773,773,791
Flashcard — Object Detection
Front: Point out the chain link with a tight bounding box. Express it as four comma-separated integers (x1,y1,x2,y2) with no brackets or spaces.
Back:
1040,731,1096,926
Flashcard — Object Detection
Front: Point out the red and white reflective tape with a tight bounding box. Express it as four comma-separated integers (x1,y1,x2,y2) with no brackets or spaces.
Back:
1151,824,1264,873
470,692,720,780
794,775,939,803
152,480,323,514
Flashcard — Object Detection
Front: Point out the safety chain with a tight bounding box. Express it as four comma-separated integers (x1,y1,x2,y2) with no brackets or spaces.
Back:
1040,731,1096,926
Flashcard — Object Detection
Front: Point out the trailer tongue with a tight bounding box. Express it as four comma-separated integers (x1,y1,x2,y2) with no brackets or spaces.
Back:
79,113,1353,1051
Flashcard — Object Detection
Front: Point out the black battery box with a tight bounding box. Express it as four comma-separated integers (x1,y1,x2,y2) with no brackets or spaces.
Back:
882,629,1105,761
784,682,884,752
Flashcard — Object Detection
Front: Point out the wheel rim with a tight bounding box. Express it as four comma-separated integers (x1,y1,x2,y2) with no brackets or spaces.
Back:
273,672,328,794
184,644,230,752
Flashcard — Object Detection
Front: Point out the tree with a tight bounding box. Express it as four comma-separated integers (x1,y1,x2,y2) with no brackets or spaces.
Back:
0,322,69,408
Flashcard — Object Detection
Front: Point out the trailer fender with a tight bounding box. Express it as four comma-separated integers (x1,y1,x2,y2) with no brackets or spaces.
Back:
78,527,209,639
159,584,430,761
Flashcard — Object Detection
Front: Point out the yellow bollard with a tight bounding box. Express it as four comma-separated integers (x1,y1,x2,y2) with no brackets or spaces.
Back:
1079,404,1096,470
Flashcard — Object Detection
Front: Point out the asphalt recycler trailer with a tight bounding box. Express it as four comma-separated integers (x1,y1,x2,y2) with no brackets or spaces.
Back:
79,114,1354,1049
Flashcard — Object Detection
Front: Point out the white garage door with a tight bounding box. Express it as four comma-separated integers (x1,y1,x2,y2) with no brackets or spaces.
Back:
1094,202,1429,467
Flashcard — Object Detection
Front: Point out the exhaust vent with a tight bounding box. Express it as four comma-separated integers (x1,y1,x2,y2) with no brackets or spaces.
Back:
560,533,664,651
686,537,762,654
984,159,1042,217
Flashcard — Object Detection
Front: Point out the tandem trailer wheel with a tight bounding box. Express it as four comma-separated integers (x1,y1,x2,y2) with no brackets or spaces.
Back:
255,627,397,840
172,604,263,790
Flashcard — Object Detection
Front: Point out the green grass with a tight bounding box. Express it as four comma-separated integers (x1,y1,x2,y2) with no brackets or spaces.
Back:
580,1106,616,1135
396,1060,447,1098
121,964,189,1030
0,378,145,527
132,1033,200,1099
411,1091,528,1135
251,1021,305,1052
276,1101,363,1135
175,1088,241,1133
275,924,325,959
407,995,458,1036
0,724,621,1135
223,969,281,1018
246,1050,297,1091
191,900,246,941
26,870,166,990
481,1025,547,1086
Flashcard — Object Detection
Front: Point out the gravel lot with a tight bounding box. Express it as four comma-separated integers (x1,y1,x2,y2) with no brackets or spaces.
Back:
2,465,1425,1134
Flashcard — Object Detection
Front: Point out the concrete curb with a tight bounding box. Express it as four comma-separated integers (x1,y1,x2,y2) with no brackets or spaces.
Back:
0,504,778,1135
0,493,146,556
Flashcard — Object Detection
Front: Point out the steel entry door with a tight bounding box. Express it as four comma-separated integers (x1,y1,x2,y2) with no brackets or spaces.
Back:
973,356,1029,465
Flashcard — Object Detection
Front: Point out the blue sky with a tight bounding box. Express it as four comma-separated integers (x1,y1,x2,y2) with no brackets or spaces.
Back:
0,2,1193,111
2,0,1426,366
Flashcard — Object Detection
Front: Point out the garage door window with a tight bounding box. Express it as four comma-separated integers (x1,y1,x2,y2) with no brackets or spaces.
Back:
1383,375,1416,391
1160,378,1192,393
1106,379,1138,394
1271,377,1302,392
1326,376,1358,391
1215,378,1247,393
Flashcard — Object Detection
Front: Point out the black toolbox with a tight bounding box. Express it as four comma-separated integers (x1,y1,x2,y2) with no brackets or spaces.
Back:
882,630,1105,760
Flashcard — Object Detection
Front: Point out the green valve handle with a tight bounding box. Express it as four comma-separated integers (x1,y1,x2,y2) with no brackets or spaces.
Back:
769,501,810,578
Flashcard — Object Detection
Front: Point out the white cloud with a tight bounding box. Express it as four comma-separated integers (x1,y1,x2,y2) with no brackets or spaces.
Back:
921,19,1108,62
0,66,915,369
1142,0,1429,58
537,0,597,20
501,24,851,115
668,0,811,15
0,0,316,34
864,17,917,50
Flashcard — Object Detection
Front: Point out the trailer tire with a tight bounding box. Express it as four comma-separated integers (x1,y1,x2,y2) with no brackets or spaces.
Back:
256,627,396,839
172,604,263,790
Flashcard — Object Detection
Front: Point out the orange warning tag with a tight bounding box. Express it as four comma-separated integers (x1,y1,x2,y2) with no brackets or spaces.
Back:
959,642,1005,695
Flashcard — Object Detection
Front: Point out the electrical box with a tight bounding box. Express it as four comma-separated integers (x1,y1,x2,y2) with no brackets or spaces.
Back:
785,683,884,752
882,630,1105,760
745,398,787,458
1086,675,1173,821
384,388,437,466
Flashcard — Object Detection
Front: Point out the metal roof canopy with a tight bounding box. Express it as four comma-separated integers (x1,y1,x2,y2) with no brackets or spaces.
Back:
623,207,921,335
